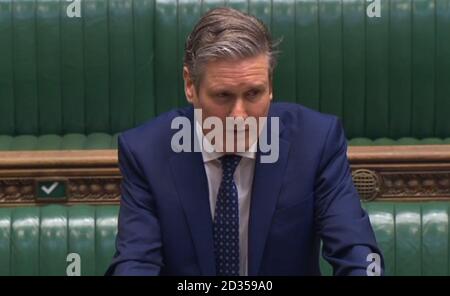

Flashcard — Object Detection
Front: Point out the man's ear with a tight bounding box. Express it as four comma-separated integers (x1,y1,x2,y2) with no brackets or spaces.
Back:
269,81,273,101
183,66,195,103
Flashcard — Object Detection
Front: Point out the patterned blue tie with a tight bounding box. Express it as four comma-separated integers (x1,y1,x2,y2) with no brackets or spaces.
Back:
213,155,242,276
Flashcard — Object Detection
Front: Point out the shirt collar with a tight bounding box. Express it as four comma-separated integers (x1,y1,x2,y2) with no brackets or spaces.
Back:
195,119,256,163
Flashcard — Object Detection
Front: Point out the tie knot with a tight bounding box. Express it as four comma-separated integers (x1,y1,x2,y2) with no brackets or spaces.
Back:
220,155,242,177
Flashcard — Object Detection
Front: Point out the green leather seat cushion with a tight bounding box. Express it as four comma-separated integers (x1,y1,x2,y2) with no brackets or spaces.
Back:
0,134,449,151
349,137,450,146
321,202,450,276
0,205,119,276
0,133,120,151
1,202,450,275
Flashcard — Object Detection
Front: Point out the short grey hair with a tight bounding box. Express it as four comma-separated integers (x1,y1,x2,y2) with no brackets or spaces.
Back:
184,7,280,89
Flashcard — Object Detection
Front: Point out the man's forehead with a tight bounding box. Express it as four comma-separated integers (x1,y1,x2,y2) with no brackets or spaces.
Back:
207,80,267,92
205,54,269,72
202,55,270,88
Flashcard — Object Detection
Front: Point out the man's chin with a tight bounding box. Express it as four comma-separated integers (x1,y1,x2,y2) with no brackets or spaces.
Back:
217,140,257,154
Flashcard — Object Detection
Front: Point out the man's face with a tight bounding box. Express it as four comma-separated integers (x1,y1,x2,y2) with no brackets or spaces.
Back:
183,54,273,152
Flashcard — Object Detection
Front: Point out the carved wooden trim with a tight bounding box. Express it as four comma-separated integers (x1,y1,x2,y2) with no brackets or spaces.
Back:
0,177,121,205
348,145,450,201
68,177,121,202
0,150,120,206
0,145,450,205
0,179,35,202
352,169,450,201
380,171,450,198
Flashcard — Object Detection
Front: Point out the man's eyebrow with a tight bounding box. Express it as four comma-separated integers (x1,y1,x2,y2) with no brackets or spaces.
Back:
208,88,233,94
248,84,266,90
211,83,266,90
207,81,268,93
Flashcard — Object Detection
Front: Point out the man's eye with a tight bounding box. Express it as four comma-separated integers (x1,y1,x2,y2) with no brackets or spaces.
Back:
246,89,260,98
216,92,230,98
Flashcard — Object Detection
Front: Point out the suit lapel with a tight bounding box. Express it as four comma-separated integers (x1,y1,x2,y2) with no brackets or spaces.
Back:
248,113,291,276
169,108,216,275
169,151,216,275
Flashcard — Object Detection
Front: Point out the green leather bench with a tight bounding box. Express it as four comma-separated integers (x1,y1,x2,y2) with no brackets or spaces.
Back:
0,205,118,275
1,0,449,150
0,134,120,151
1,202,450,276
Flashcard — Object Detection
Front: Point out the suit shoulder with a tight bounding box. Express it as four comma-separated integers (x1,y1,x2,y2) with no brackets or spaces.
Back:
271,102,338,132
119,106,191,144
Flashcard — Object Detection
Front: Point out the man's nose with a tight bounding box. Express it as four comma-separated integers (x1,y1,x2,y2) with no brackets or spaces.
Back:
229,98,247,118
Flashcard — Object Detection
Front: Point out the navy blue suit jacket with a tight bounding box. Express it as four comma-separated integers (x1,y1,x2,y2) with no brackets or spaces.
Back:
106,102,383,276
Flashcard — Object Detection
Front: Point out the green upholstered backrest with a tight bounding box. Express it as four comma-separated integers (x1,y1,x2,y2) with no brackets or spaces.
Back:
1,0,449,139
0,133,120,150
1,202,450,276
321,202,450,276
0,205,118,276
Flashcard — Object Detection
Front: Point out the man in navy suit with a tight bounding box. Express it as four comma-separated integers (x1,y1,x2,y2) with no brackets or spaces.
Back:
106,7,383,276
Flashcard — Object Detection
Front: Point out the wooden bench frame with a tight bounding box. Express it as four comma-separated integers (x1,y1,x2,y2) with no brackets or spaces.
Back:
1,145,450,205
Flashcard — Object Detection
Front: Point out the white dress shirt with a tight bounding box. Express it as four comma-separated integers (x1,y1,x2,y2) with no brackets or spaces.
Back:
195,121,256,276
